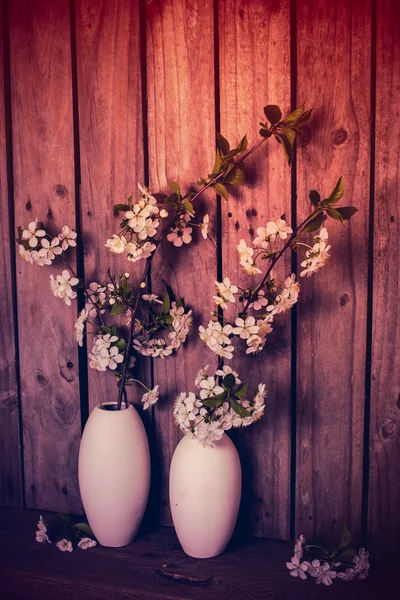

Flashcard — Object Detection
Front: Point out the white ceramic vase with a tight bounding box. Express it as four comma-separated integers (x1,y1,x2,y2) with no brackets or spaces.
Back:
78,402,150,547
169,433,241,558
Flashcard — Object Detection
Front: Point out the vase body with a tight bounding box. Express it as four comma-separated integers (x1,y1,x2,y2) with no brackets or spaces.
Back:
169,433,241,558
78,402,150,547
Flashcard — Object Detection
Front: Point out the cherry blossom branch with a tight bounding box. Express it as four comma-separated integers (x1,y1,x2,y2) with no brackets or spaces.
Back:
116,132,277,409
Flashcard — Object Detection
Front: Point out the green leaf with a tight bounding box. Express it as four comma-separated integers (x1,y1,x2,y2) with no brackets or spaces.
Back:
309,190,321,207
74,522,94,537
224,167,245,186
56,512,72,524
263,105,282,125
282,104,305,126
110,301,125,316
169,181,181,196
229,398,251,418
196,177,207,186
275,133,294,167
113,203,130,212
338,524,352,550
327,176,344,204
223,373,236,389
214,182,229,201
293,108,313,130
183,201,195,215
211,148,222,175
326,206,344,223
338,548,357,561
302,211,324,233
335,206,358,221
216,133,230,156
233,382,248,397
201,392,226,408
115,338,126,352
162,290,171,315
237,134,248,153
282,125,296,147
165,192,179,207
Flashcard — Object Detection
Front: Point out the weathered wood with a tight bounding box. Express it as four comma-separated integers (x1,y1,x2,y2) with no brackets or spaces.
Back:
75,0,146,413
219,0,292,539
9,0,81,512
368,0,400,551
0,0,22,507
295,0,371,542
146,0,217,525
0,507,395,600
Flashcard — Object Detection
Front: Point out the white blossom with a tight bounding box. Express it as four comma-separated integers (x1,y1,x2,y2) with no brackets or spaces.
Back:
18,244,33,263
266,218,293,240
77,537,97,550
200,214,210,239
58,226,77,251
167,226,193,247
142,293,163,305
40,237,62,261
286,555,308,579
315,562,337,586
142,385,160,410
49,270,79,306
56,539,73,552
105,234,127,254
232,316,259,340
22,220,46,248
199,376,224,400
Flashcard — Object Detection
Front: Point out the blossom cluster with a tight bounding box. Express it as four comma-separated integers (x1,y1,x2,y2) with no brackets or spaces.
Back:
105,183,210,262
173,366,266,446
35,515,97,552
286,533,370,585
133,300,193,358
201,272,299,357
105,184,163,262
18,220,77,266
88,334,125,372
199,221,330,361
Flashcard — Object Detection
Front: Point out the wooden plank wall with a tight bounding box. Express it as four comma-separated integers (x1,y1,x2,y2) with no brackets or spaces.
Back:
0,0,399,550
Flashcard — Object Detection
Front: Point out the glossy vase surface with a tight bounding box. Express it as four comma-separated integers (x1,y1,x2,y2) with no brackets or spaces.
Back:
78,402,150,547
169,433,241,558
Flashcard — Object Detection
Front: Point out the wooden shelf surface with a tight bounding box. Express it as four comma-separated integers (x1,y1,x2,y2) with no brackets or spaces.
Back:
0,507,393,599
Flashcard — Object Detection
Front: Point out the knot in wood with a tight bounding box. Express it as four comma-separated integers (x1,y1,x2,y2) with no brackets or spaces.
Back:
53,394,76,425
381,418,398,439
25,200,32,211
34,369,48,387
340,292,350,306
332,128,348,147
54,184,67,198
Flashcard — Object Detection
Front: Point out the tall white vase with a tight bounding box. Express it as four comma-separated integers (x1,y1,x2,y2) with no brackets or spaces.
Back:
78,402,150,547
169,433,241,558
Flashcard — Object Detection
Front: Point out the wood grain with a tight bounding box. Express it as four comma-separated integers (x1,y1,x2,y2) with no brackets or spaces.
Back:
75,0,146,413
0,0,22,507
368,0,400,551
218,0,292,539
9,0,81,512
0,506,395,600
295,0,371,542
146,0,217,525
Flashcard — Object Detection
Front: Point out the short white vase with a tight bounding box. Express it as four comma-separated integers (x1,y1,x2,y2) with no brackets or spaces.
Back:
78,402,150,547
169,433,241,558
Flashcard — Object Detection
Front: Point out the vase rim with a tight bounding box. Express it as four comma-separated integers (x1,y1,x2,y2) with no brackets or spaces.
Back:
96,402,133,413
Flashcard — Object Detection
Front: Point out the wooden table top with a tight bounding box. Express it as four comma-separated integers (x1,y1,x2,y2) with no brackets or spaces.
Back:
0,507,394,599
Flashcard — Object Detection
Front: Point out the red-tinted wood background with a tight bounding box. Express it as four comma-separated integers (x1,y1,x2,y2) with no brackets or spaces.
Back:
0,0,399,550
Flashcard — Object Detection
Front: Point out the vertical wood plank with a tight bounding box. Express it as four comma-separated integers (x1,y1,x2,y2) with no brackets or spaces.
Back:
10,0,81,512
369,0,400,551
296,0,371,542
75,0,145,412
219,0,292,539
146,0,216,525
0,0,23,507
